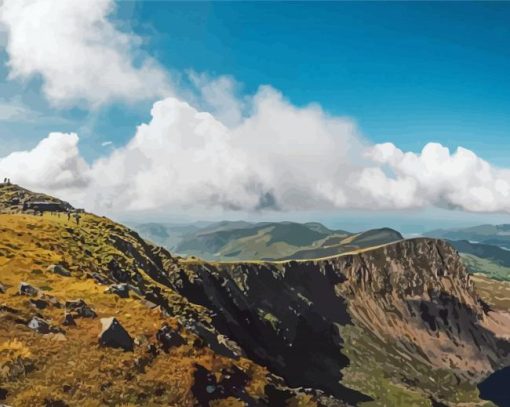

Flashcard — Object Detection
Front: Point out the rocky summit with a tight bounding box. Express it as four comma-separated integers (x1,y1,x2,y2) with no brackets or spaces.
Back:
1,185,510,406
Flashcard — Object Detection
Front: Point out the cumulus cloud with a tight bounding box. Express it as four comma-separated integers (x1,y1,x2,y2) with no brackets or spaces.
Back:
1,90,510,215
0,0,171,108
0,0,507,216
187,72,245,127
0,132,90,191
364,142,510,212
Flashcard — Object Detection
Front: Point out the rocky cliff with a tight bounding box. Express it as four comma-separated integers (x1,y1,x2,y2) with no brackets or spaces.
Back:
172,239,510,405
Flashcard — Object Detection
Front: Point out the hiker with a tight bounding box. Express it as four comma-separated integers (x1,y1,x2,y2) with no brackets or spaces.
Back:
67,212,71,221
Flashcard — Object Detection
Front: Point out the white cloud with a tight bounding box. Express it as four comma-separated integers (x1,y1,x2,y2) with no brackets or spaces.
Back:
0,0,507,216
0,0,171,108
364,142,510,212
0,132,90,192
2,91,510,215
188,72,245,127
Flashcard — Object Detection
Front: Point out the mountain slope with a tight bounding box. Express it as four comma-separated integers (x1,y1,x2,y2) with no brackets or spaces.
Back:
0,185,316,406
2,184,510,406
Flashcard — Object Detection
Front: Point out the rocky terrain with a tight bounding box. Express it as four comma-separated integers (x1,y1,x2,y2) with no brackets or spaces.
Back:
1,184,510,406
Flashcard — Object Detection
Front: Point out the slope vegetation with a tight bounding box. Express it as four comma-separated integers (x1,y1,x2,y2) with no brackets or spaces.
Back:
135,220,403,261
2,184,510,406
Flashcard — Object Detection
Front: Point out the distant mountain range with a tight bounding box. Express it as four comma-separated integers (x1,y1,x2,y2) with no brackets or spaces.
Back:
133,221,510,282
132,220,403,261
425,224,510,248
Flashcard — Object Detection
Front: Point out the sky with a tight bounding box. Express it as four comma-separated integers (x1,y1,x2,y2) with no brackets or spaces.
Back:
0,1,510,232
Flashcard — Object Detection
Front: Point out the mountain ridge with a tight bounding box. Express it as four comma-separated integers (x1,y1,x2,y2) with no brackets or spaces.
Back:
133,220,403,261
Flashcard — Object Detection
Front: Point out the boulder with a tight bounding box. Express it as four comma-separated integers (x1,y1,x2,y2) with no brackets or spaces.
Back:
62,313,76,326
27,316,50,334
156,323,185,352
19,282,38,297
47,264,71,277
98,317,134,351
65,299,96,318
29,298,48,309
105,283,129,298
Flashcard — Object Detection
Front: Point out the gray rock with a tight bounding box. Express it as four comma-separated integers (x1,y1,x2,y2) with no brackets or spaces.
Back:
65,299,96,318
29,298,48,309
62,313,76,326
27,316,50,334
19,282,38,297
47,264,71,277
105,283,129,298
98,317,134,351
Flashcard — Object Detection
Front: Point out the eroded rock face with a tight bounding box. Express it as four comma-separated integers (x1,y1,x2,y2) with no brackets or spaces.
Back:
170,238,510,404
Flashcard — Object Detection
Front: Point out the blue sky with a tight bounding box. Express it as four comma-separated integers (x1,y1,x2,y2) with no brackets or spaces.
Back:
125,1,510,164
1,1,510,232
3,2,510,163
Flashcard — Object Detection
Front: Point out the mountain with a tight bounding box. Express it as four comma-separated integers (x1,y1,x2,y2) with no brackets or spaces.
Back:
451,240,510,267
2,184,510,406
133,220,403,261
130,222,203,251
425,224,510,248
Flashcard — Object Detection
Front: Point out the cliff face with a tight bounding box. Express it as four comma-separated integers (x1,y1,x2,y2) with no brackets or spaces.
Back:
171,238,510,405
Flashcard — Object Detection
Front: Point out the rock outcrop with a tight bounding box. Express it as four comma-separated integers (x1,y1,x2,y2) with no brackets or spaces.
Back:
47,265,71,277
19,282,38,297
98,317,134,352
65,299,96,318
170,238,510,404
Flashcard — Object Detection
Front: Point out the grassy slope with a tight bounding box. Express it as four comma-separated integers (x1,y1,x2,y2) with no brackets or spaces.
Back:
461,253,510,281
0,213,271,406
169,222,402,261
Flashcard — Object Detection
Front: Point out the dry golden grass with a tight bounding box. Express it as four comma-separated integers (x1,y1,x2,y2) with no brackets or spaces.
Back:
0,213,270,406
